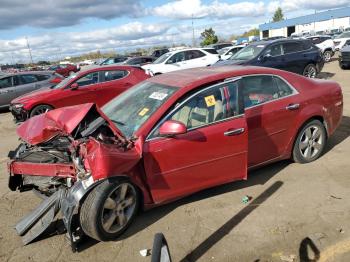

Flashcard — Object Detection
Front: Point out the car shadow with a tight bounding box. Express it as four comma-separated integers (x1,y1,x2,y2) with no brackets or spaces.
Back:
317,72,335,79
0,107,9,114
323,115,350,155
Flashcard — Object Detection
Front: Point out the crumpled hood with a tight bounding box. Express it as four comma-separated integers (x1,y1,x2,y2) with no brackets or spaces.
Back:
17,103,124,145
12,87,56,104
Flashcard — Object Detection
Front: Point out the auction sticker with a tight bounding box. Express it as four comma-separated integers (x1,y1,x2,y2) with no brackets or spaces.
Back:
149,92,168,100
138,108,149,116
204,95,216,107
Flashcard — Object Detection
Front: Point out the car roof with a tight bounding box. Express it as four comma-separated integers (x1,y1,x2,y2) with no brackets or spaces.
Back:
251,38,308,46
79,65,140,73
148,66,290,89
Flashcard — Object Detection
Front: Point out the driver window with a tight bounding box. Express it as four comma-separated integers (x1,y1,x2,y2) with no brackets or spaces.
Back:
166,52,185,64
75,72,99,87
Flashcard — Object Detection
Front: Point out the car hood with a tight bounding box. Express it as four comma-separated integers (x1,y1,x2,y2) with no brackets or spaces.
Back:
214,59,247,66
12,87,57,104
17,103,126,145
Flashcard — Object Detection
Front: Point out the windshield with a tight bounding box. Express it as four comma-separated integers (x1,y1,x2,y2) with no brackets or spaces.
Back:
102,81,178,137
336,32,350,39
153,53,172,64
230,45,265,61
51,73,77,89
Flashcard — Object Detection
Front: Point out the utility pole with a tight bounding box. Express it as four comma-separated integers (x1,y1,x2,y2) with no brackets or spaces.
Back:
25,36,34,64
192,14,196,47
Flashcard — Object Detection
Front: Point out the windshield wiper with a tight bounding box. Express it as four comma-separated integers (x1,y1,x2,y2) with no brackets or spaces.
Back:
111,119,125,126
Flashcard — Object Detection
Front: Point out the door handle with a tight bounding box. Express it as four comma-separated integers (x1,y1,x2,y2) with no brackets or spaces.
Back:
224,128,245,136
286,103,300,110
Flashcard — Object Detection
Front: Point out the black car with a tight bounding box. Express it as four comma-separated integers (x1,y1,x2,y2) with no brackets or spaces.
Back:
216,39,324,78
151,48,169,58
339,45,350,69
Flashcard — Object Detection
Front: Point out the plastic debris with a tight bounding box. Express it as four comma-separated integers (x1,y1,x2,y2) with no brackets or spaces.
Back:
280,254,296,262
139,249,151,257
242,195,252,204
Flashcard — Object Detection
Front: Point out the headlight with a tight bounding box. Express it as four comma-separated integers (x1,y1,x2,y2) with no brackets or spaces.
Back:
12,103,24,109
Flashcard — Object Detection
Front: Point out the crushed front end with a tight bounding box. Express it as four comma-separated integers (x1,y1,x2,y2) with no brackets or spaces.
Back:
7,103,139,251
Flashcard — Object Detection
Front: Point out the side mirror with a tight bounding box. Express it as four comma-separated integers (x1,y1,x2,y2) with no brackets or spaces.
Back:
159,120,187,137
70,82,79,90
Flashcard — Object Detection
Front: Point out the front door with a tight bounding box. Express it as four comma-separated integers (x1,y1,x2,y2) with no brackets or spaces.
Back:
143,79,248,204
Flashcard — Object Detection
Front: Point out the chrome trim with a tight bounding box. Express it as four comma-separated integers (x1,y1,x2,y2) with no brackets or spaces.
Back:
224,128,245,136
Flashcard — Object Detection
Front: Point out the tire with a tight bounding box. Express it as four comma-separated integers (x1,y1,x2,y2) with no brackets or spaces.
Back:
303,64,317,78
323,50,332,62
292,120,327,164
29,104,53,118
79,178,139,241
151,233,172,262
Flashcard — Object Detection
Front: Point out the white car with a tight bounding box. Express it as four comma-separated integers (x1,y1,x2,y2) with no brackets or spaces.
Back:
306,35,335,62
333,32,350,51
218,45,245,60
142,48,219,75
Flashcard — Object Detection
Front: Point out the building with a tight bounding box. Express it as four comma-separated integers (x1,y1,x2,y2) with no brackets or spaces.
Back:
259,7,350,39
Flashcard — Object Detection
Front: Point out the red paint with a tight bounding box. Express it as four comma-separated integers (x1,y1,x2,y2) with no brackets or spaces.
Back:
12,65,149,116
52,64,79,77
10,66,343,208
159,120,187,136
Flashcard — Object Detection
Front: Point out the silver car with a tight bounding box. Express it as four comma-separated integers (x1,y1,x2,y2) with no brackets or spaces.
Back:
0,71,63,109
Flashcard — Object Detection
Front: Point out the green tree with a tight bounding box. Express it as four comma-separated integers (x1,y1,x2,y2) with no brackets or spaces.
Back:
200,28,218,46
241,28,260,37
272,7,284,22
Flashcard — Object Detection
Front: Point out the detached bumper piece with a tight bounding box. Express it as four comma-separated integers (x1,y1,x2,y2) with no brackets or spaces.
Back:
9,105,29,123
13,180,89,252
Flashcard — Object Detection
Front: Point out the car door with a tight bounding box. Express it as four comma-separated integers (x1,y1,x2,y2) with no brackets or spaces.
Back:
143,79,248,203
14,74,40,97
54,71,100,108
164,51,188,72
259,43,286,70
0,76,16,106
242,75,299,167
184,50,207,68
281,41,305,73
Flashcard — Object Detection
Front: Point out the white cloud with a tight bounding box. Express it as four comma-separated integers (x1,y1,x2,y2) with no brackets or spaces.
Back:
268,0,350,12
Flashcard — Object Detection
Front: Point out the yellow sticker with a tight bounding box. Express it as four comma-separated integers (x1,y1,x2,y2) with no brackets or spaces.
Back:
138,108,149,116
204,95,216,107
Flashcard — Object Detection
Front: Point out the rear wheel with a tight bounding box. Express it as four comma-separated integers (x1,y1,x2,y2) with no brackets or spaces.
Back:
323,50,332,62
303,64,317,78
292,120,326,163
79,179,139,241
29,104,53,118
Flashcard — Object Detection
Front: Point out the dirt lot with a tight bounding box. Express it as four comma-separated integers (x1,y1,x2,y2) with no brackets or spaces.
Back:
0,61,350,262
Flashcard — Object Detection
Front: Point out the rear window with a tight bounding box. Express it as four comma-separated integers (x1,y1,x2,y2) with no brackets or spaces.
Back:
203,48,218,54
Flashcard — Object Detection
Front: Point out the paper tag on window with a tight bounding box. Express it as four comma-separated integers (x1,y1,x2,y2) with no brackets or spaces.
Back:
204,95,216,107
149,92,168,100
138,108,149,116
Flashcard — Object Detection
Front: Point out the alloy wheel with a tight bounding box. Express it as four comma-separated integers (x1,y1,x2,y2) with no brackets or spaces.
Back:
298,125,323,160
101,183,137,234
324,51,331,62
31,105,52,116
303,65,317,78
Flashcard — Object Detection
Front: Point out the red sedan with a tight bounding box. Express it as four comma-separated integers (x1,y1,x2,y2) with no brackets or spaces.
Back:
10,65,150,122
8,66,343,249
48,64,79,77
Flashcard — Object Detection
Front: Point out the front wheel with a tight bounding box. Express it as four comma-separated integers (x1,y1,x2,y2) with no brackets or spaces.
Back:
79,179,139,241
29,104,53,118
292,120,326,163
323,51,332,62
303,64,317,78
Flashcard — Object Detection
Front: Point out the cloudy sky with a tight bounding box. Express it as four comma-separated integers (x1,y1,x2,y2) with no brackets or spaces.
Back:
0,0,349,64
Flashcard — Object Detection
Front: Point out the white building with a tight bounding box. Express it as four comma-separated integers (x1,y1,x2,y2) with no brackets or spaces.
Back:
259,7,350,38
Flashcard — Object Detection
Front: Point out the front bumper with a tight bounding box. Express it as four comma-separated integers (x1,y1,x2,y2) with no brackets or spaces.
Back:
9,104,29,123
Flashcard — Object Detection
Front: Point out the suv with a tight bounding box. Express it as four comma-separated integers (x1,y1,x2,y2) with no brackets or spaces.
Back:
216,39,324,78
339,44,350,69
306,35,335,62
142,48,220,75
333,32,350,51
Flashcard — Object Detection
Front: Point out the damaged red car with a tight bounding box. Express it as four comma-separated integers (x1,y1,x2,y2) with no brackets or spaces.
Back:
8,66,343,250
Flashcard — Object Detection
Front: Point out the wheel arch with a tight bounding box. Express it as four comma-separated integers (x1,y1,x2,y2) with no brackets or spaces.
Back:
29,103,55,115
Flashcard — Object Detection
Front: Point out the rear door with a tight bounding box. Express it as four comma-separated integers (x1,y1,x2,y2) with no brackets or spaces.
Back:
143,79,248,203
0,76,16,106
242,75,299,166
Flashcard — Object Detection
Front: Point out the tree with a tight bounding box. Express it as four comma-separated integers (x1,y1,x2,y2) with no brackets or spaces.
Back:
272,7,284,22
241,28,260,37
200,28,218,46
